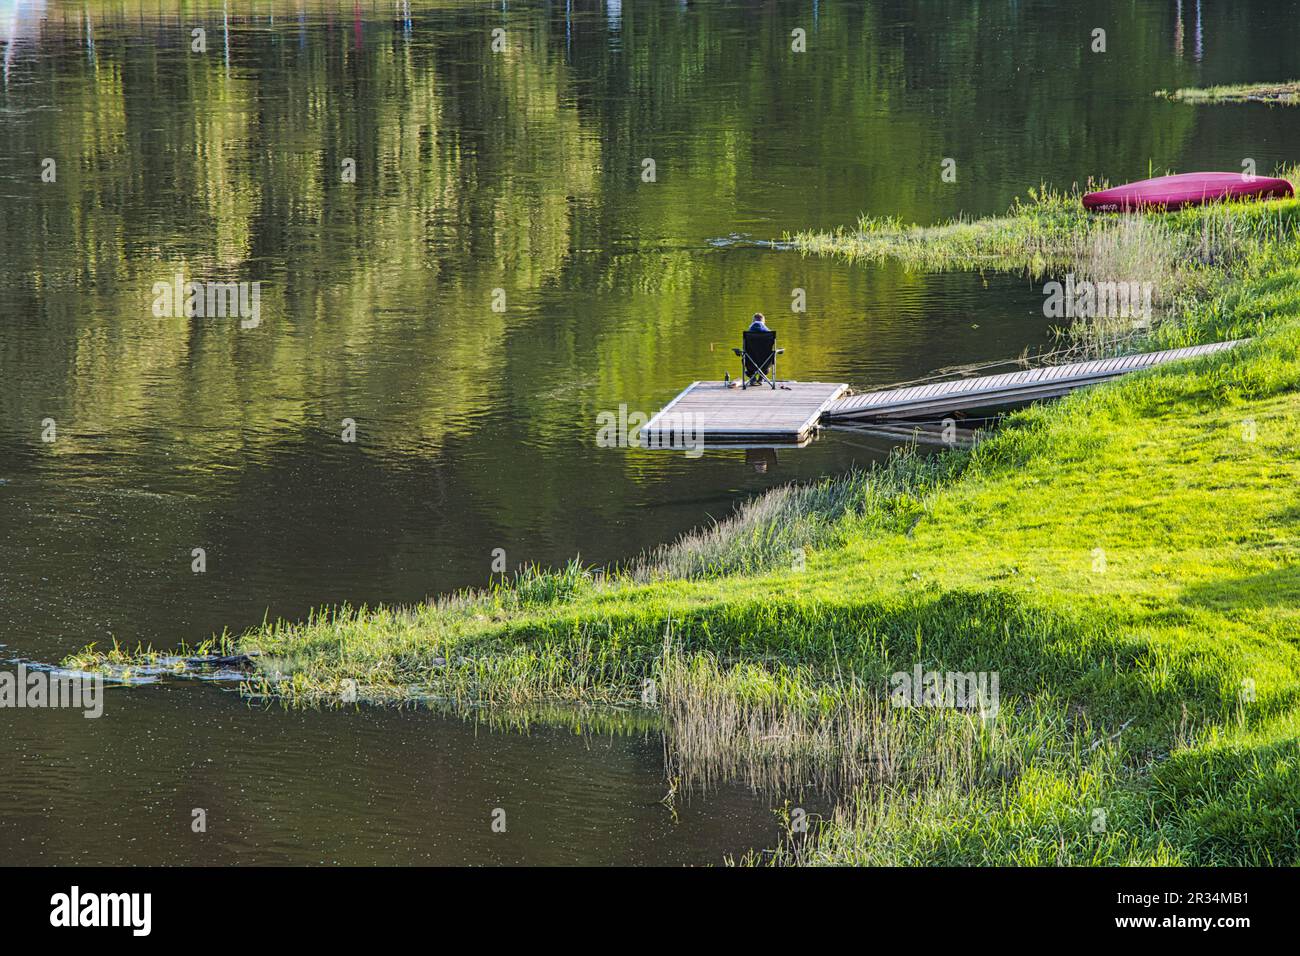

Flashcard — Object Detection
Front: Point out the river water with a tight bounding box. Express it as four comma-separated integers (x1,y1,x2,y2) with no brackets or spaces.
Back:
2,0,1297,864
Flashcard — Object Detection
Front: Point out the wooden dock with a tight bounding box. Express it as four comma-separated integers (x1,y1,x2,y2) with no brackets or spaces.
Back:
824,340,1244,423
640,340,1244,449
641,381,848,446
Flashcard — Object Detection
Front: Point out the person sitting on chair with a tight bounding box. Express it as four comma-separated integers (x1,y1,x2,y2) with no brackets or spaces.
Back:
732,313,783,389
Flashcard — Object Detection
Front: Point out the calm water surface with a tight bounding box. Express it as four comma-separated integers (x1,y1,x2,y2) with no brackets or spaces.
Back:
2,0,1298,864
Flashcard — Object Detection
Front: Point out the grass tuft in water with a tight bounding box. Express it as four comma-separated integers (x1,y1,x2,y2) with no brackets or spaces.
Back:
1155,81,1300,105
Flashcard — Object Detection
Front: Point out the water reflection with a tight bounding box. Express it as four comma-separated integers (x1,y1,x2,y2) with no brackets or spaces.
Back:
3,0,1299,865
1,0,46,83
0,681,790,865
1174,0,1205,62
745,447,777,474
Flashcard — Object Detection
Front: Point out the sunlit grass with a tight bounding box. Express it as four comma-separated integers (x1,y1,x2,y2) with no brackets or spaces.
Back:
69,184,1300,865
1156,81,1300,105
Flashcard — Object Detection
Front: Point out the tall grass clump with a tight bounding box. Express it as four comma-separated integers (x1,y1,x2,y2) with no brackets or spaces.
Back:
791,180,1300,357
630,447,962,581
506,559,595,606
656,637,1075,803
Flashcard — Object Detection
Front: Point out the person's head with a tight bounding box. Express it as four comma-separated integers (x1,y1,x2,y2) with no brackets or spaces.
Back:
752,312,765,324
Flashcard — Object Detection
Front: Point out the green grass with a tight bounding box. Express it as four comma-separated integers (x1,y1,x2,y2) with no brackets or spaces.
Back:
70,188,1300,865
1156,81,1300,105
786,171,1300,354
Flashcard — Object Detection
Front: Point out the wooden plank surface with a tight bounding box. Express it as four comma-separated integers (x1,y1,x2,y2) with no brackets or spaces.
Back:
642,381,849,445
824,340,1244,422
641,341,1245,448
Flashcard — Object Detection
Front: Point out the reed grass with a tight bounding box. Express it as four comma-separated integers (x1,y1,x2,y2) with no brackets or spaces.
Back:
628,449,959,582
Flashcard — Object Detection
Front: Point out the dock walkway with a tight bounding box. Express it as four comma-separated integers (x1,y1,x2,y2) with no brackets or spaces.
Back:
824,340,1243,423
641,340,1244,446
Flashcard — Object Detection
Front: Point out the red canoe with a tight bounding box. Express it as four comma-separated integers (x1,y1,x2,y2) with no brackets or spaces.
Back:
1082,171,1294,212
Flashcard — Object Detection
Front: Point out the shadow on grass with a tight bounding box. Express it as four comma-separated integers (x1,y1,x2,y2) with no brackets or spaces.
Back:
1178,564,1300,613
1146,731,1300,865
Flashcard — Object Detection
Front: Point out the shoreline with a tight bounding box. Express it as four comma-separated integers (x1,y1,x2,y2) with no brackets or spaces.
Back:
69,181,1300,865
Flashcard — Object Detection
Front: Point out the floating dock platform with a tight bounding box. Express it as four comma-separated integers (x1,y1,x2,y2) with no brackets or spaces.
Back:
641,340,1244,448
641,381,848,446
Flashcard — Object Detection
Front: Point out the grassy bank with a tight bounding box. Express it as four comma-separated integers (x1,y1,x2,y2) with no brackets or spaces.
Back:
787,173,1299,354
72,188,1300,865
1156,81,1300,105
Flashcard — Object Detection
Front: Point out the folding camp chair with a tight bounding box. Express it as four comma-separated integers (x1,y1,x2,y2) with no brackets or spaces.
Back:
733,329,784,389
